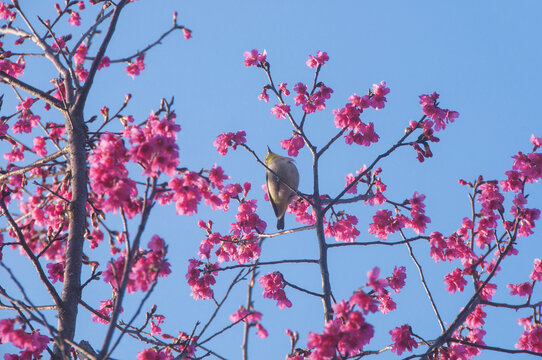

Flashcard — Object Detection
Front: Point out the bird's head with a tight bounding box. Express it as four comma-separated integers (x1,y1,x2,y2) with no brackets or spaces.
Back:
265,146,280,165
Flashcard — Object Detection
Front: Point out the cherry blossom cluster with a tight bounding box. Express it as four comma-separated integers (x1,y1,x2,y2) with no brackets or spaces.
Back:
126,54,146,79
213,130,247,155
436,327,486,360
331,81,389,146
12,97,39,135
137,329,196,360
74,43,89,81
178,174,266,300
230,306,268,339
428,135,541,353
516,317,542,352
287,197,317,226
245,50,335,158
344,166,387,207
368,191,431,241
185,258,219,300
291,80,333,114
91,298,121,324
196,204,264,266
0,1,15,21
389,324,418,355
259,272,292,309
123,111,180,177
89,132,141,218
306,51,329,68
324,213,360,243
243,49,267,67
408,93,459,162
15,183,69,256
103,235,171,293
0,318,50,359
280,133,305,157
300,267,406,359
134,310,197,359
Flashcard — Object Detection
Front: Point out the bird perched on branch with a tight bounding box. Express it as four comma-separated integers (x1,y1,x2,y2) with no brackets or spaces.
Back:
265,146,299,230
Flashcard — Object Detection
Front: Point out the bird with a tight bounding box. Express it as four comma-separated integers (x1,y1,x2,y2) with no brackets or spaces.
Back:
264,146,299,230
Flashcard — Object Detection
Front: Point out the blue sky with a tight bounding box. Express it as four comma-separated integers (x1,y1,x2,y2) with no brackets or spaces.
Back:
2,1,541,359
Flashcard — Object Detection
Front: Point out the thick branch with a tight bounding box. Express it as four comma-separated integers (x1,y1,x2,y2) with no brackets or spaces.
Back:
0,71,64,109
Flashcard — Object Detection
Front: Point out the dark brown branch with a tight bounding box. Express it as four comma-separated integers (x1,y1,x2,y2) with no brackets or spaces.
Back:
323,117,426,213
402,230,445,332
198,270,246,341
216,259,319,272
283,278,323,298
97,23,187,63
77,0,129,109
449,338,542,357
328,236,427,248
258,224,315,238
0,198,62,307
98,176,156,358
482,299,542,310
0,148,67,183
420,231,518,359
70,9,114,58
0,71,64,109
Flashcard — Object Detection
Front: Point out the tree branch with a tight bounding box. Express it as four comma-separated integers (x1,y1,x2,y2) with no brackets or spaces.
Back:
0,71,64,109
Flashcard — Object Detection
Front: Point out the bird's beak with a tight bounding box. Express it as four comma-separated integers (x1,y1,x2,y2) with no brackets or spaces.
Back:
267,145,271,153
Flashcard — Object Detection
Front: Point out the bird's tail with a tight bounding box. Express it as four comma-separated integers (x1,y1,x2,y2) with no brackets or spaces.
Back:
277,216,285,230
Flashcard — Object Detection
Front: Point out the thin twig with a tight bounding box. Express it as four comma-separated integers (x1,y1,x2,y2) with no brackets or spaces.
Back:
402,230,445,332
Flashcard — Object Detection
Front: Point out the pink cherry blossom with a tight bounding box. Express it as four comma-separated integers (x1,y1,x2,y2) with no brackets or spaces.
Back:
530,258,542,281
258,87,269,102
214,130,247,155
0,57,25,77
389,324,418,355
516,323,542,352
186,259,219,300
507,282,533,297
465,305,486,328
388,266,406,293
366,267,388,296
0,2,15,21
137,348,171,360
444,268,467,293
74,43,87,65
370,81,390,110
270,103,291,119
98,56,111,70
243,49,267,67
230,306,268,339
378,293,397,314
279,82,290,96
68,11,81,26
259,272,292,309
280,134,304,157
368,209,405,240
125,54,146,78
46,262,64,283
324,214,360,243
306,51,329,68
531,134,542,151
307,299,374,359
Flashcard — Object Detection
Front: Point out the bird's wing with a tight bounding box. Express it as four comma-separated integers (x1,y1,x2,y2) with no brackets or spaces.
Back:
266,172,280,217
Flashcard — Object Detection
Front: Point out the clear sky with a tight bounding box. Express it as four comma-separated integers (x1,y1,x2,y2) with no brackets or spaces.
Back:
2,1,541,359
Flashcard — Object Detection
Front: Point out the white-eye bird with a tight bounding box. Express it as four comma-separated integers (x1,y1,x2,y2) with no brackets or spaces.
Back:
265,146,299,230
